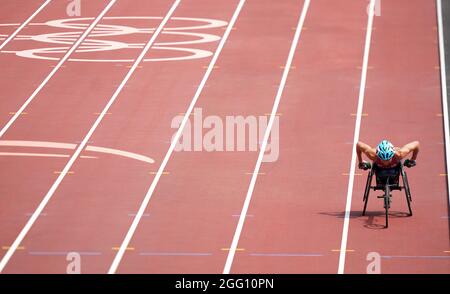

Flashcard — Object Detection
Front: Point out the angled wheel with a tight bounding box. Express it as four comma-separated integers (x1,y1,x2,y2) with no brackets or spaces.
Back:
403,169,412,201
362,169,373,216
402,169,413,216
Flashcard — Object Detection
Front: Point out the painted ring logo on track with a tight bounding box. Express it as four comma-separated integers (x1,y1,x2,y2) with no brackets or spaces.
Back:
0,16,228,63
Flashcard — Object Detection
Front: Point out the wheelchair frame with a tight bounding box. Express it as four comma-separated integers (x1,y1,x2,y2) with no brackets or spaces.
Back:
362,162,412,228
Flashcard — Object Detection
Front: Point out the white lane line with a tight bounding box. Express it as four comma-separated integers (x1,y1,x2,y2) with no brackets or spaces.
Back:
107,0,246,274
85,146,154,163
0,152,69,158
0,152,97,159
0,140,76,149
249,253,323,257
437,0,450,213
28,251,102,256
0,0,180,273
138,252,212,256
0,0,52,51
382,255,450,259
0,140,153,163
222,0,311,275
337,0,376,275
0,0,117,139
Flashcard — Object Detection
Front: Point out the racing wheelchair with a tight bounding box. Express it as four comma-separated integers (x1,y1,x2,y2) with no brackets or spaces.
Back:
360,159,415,228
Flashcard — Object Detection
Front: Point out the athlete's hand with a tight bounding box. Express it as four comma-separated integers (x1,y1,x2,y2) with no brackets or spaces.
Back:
404,159,416,168
358,161,371,170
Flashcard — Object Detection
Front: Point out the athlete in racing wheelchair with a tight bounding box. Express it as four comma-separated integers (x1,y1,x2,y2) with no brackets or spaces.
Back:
356,140,419,228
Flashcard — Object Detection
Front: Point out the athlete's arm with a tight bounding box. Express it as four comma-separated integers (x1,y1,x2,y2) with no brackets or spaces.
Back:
356,141,377,163
396,141,420,160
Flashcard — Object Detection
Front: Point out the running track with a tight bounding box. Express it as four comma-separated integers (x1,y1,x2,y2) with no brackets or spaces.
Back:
0,0,448,274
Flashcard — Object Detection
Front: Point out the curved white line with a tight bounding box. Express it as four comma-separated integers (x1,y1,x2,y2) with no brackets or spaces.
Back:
155,31,221,46
4,38,216,63
85,146,155,164
0,140,154,164
2,16,225,63
42,16,227,31
0,140,76,149
145,46,213,62
164,17,228,31
0,152,69,158
25,47,214,63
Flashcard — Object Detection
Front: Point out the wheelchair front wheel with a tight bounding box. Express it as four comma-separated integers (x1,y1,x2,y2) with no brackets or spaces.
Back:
384,184,391,228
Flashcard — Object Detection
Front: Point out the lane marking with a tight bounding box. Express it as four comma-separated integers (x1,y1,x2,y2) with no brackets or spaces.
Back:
108,0,246,275
245,172,265,175
202,65,219,69
8,112,28,115
382,255,450,259
28,251,102,256
24,213,47,217
249,253,323,257
112,247,134,251
128,213,150,217
357,66,374,70
0,140,153,163
80,155,98,159
2,17,227,63
0,0,51,51
0,152,69,158
332,249,355,252
85,146,154,164
264,113,282,116
351,113,368,117
437,0,450,219
178,112,196,116
53,171,74,175
138,252,212,256
149,171,170,175
0,0,117,140
223,0,311,275
2,246,25,250
221,248,245,252
0,0,176,273
342,173,362,176
0,140,76,149
338,0,376,275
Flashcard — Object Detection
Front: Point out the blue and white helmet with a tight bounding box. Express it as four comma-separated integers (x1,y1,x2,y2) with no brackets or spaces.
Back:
376,140,395,161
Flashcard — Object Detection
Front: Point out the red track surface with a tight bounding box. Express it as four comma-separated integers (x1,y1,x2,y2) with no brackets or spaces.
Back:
345,0,450,274
0,0,448,274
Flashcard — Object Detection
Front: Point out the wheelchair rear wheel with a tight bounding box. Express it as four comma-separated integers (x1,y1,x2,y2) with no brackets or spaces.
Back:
402,170,413,216
362,170,373,216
